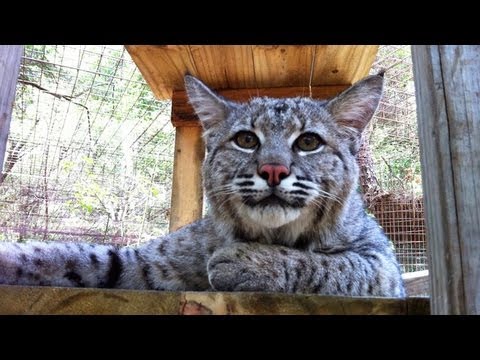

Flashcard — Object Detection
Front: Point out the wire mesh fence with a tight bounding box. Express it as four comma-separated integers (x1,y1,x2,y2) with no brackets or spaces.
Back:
0,45,427,276
363,45,427,274
0,45,175,245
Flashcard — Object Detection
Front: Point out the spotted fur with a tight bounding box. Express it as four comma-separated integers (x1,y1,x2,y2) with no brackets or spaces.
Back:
0,73,405,297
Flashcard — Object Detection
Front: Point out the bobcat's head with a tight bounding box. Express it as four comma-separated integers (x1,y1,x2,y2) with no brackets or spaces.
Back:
185,74,383,234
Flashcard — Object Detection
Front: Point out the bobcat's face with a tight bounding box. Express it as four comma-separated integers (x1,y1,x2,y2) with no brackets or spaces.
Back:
201,97,354,229
184,74,383,230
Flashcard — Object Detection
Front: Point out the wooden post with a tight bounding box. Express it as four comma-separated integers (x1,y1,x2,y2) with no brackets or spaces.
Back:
412,45,480,314
0,46,23,174
169,125,205,232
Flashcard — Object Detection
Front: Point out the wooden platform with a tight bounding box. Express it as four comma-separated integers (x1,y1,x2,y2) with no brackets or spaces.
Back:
126,45,378,99
0,285,429,315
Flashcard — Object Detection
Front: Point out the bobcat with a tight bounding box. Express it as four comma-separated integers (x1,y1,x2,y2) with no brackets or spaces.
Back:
0,73,405,297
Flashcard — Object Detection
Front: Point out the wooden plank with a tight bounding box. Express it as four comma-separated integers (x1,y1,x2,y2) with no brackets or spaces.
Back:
0,285,429,315
126,45,378,100
312,45,379,85
406,297,431,315
188,45,256,89
171,85,349,127
0,46,23,175
126,45,197,99
169,126,205,232
402,270,430,297
412,45,480,314
252,45,315,88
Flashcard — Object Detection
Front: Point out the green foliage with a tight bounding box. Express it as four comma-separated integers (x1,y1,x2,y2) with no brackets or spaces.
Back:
368,46,422,195
21,45,62,83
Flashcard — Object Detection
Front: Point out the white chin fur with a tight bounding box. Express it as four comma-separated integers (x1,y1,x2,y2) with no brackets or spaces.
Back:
243,205,301,229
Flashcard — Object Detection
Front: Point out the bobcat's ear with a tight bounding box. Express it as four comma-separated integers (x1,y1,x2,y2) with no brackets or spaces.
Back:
326,72,384,134
184,75,235,131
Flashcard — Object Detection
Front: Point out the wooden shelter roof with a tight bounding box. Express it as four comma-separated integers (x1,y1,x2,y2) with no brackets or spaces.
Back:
125,45,379,99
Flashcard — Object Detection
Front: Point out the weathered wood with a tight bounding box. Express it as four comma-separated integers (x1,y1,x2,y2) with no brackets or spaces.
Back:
171,85,349,127
169,126,205,232
125,45,378,100
406,296,431,315
402,270,430,297
0,285,429,315
0,46,23,175
412,45,480,314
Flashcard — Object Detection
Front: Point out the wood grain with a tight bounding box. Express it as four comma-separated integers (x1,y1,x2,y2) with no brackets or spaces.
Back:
169,126,205,232
312,45,379,85
125,45,378,100
188,45,256,89
252,45,314,88
126,45,197,99
0,285,429,315
171,85,349,127
0,46,23,176
412,45,480,314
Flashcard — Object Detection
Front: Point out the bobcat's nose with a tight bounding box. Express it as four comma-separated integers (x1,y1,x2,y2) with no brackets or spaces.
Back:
258,163,290,187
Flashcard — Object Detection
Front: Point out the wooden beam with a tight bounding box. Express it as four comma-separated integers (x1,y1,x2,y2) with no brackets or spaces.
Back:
169,126,205,232
0,285,429,315
171,85,349,127
412,45,480,314
0,46,23,175
126,45,197,99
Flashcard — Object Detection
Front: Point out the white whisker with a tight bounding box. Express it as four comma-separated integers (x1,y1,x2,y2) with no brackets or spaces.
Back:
315,188,343,204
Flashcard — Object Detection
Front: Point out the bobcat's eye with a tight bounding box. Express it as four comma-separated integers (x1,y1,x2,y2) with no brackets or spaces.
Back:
295,133,323,152
234,131,259,149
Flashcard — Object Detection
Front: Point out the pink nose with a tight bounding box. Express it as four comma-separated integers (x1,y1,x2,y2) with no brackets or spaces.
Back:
258,163,290,187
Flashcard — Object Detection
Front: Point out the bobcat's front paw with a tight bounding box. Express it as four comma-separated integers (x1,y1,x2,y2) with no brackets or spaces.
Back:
207,243,283,292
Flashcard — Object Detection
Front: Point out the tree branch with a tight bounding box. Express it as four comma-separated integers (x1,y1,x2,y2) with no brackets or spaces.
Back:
18,79,93,153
